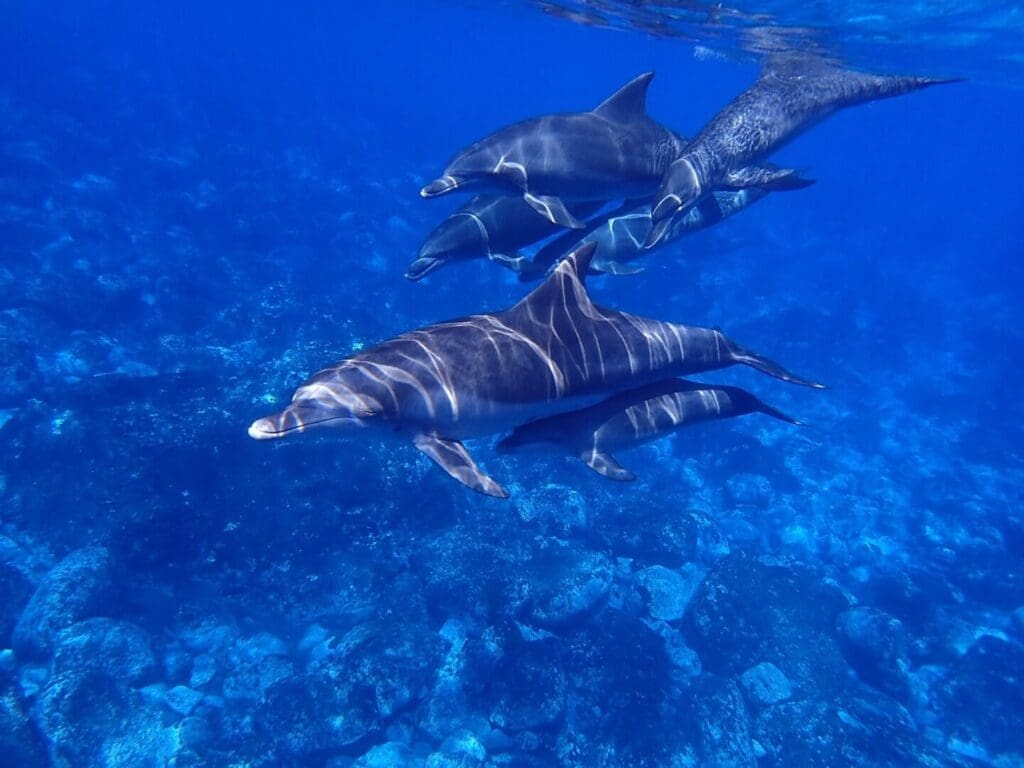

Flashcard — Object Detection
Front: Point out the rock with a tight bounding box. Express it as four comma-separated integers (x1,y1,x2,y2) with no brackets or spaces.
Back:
222,654,293,702
189,653,217,688
725,473,772,509
636,564,703,622
254,618,441,760
740,663,792,708
594,508,728,568
836,608,911,700
354,741,418,768
524,548,612,628
684,552,849,697
165,685,204,716
0,675,46,768
687,675,756,767
0,562,32,646
753,685,946,768
486,637,565,733
12,546,112,659
34,670,129,766
939,636,1024,757
52,618,156,684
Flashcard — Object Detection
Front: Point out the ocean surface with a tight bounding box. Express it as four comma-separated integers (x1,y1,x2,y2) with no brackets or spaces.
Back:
2,1,1023,766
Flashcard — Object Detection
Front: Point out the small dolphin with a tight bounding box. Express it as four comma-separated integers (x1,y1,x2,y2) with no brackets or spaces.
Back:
521,187,778,280
250,243,824,498
420,72,687,229
646,59,951,247
498,378,801,480
406,194,603,280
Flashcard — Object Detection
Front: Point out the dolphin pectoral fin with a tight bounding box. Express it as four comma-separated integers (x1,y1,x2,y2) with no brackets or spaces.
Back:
580,449,636,481
523,193,586,229
413,434,509,499
725,165,814,192
487,252,528,273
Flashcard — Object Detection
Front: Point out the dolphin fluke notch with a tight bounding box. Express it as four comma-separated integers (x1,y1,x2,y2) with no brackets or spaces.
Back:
414,434,508,498
592,72,655,123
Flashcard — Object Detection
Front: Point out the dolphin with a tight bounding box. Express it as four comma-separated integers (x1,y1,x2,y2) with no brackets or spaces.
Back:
405,194,603,280
249,242,824,498
421,72,809,231
646,58,952,247
420,72,687,229
519,186,778,280
497,378,802,480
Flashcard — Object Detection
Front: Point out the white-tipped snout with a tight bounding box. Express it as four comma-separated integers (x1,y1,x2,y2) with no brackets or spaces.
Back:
248,417,283,440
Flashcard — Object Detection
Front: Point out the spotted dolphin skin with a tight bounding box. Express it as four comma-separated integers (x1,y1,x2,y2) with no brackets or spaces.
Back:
249,243,824,498
420,72,686,229
498,378,801,480
645,59,952,248
521,187,776,280
405,194,603,280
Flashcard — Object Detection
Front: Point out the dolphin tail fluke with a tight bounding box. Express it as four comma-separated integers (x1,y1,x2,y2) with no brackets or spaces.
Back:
721,332,827,390
580,448,637,481
414,434,509,499
523,192,587,229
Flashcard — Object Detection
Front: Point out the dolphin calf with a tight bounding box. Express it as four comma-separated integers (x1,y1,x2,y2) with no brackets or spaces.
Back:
249,243,824,498
405,194,603,280
497,378,801,480
646,59,951,247
520,187,777,280
420,72,686,229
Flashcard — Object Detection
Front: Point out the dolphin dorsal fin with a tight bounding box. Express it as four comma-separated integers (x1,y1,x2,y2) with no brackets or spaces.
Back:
512,242,598,317
593,72,655,123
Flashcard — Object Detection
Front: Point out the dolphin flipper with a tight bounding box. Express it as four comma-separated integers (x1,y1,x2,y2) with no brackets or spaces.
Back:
523,192,587,229
488,252,529,273
414,434,509,498
580,448,636,481
724,165,814,192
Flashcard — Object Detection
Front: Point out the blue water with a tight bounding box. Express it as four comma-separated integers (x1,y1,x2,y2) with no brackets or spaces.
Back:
1,2,1023,766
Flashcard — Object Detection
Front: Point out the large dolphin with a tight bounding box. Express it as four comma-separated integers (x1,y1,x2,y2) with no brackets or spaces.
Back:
520,187,776,280
421,72,806,231
419,72,682,229
646,59,951,247
405,194,603,280
498,378,801,480
249,243,824,498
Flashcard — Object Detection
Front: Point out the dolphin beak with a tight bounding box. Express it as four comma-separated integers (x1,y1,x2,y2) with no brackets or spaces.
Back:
405,255,444,281
248,416,285,440
644,197,681,249
420,175,461,198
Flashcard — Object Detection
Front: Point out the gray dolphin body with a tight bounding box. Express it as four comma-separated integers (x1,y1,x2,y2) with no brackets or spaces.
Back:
420,73,686,229
249,243,824,498
522,187,772,280
646,60,950,247
405,194,603,280
498,378,801,480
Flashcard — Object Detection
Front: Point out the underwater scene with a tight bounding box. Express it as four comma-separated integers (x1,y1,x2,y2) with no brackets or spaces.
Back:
2,1,1024,766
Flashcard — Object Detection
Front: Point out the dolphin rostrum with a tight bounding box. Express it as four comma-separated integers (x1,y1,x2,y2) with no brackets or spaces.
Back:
249,243,824,498
646,59,951,247
405,194,603,280
498,378,801,480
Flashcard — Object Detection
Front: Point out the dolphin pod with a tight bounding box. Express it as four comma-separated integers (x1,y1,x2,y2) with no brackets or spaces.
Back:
250,243,823,497
251,57,949,496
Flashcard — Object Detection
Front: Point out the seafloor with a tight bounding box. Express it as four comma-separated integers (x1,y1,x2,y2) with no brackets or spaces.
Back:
2,3,1024,768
